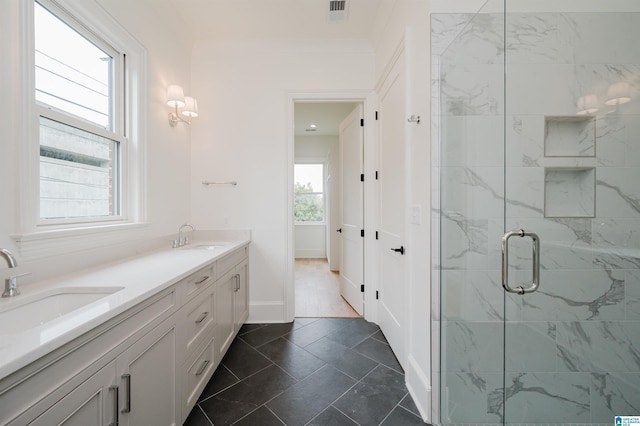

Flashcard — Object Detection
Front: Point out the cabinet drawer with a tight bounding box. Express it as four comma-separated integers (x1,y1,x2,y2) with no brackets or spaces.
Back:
182,265,215,302
217,246,247,277
183,337,216,416
182,287,216,357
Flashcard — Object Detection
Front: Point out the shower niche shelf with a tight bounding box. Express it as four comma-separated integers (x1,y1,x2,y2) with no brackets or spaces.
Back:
544,116,595,157
544,167,595,218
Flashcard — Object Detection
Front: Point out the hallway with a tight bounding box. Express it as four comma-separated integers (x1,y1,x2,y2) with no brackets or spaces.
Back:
294,259,359,318
184,318,428,425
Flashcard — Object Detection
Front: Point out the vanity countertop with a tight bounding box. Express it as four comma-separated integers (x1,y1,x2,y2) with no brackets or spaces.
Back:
0,237,250,381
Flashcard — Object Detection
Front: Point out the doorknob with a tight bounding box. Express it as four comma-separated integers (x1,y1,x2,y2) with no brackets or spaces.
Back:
336,228,342,233
390,246,404,255
501,229,540,294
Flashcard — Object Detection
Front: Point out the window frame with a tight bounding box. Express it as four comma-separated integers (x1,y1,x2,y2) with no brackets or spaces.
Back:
13,0,148,258
293,160,327,225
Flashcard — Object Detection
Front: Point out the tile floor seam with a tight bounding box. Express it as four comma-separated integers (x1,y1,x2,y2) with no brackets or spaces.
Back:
377,392,410,425
196,404,215,426
265,404,288,425
354,348,404,375
330,403,363,426
199,361,278,404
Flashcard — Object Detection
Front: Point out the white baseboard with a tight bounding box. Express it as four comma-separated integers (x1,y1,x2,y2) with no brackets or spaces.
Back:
294,250,327,258
246,301,286,323
405,354,432,423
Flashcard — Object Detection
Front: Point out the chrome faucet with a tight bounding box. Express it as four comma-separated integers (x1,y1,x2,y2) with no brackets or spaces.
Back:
175,223,195,248
1,248,28,298
0,248,18,268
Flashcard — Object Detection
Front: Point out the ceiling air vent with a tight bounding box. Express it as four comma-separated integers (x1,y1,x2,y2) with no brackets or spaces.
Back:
327,0,348,22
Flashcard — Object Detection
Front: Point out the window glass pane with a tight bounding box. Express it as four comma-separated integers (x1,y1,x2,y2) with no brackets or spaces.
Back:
294,164,323,192
294,193,324,222
35,2,112,129
294,163,324,222
40,117,118,219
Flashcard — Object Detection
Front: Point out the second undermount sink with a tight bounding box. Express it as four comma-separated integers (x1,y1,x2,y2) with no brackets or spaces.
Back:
183,242,228,251
0,286,124,334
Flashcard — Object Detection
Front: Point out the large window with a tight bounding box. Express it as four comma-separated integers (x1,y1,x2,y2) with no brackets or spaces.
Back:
294,163,325,223
34,0,125,221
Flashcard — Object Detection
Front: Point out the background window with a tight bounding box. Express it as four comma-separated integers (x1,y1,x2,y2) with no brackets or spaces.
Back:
294,163,325,222
35,1,122,220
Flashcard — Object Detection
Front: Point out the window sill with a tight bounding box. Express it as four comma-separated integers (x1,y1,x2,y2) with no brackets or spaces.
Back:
294,222,326,226
12,222,150,261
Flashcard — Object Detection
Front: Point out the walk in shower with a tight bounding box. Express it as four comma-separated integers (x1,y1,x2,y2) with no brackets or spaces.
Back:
432,0,640,424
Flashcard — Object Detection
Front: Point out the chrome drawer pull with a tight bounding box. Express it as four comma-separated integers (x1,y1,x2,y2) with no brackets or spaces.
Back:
195,359,210,376
109,385,119,426
121,374,131,413
195,276,209,285
195,311,209,324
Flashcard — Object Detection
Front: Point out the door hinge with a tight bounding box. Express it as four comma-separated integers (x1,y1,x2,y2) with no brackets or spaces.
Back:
360,173,364,182
360,118,364,127
376,290,379,299
375,111,378,120
361,284,365,292
360,229,365,238
375,171,379,180
375,231,379,240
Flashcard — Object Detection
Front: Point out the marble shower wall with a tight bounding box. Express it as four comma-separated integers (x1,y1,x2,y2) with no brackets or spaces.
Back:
432,11,640,425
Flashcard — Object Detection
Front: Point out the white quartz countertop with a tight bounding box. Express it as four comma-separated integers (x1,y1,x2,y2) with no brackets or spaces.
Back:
0,238,250,381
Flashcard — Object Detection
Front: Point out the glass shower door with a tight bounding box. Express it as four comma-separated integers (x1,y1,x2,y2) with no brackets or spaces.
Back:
435,1,640,424
502,3,640,423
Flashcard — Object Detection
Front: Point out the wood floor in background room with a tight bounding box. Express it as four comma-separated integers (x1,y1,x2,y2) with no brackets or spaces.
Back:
295,258,359,318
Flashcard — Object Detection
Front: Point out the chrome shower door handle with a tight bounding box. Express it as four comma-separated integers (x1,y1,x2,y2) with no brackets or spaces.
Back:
501,229,540,295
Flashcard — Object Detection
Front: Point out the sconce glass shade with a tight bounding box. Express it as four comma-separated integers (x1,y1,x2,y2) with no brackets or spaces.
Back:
605,82,631,106
167,84,185,108
182,96,199,118
577,94,599,115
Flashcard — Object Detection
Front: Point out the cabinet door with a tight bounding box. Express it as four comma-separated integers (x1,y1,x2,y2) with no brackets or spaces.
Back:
233,259,249,331
117,317,178,426
215,269,236,359
29,361,116,426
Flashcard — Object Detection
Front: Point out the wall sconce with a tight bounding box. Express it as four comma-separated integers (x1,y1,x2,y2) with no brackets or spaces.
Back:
605,82,631,106
167,84,198,126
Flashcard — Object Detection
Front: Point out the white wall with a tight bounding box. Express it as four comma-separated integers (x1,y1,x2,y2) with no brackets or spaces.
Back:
190,39,374,322
0,0,193,286
372,0,432,420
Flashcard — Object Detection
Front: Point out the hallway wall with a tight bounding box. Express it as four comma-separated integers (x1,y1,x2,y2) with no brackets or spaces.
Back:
190,39,375,322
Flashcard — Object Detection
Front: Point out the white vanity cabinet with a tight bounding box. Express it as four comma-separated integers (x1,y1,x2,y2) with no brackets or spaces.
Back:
0,242,250,426
214,247,249,361
28,316,178,426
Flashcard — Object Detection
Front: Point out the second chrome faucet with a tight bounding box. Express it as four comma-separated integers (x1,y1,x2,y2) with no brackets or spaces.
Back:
173,223,195,248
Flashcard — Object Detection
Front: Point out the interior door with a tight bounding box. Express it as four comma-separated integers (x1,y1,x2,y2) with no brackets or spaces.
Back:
338,104,364,315
377,51,406,367
502,4,640,424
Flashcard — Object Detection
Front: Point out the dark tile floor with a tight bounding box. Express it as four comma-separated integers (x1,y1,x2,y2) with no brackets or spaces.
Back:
184,318,430,426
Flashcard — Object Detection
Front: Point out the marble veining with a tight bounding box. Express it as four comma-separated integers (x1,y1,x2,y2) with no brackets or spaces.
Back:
433,9,640,425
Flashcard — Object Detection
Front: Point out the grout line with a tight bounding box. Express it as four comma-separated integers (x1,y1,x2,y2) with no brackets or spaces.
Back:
331,404,362,426
265,405,288,425
197,404,215,426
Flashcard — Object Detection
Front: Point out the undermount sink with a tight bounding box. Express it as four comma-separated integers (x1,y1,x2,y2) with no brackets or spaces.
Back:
0,287,124,334
183,243,227,251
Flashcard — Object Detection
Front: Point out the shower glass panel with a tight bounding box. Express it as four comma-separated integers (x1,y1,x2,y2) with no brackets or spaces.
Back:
434,0,506,423
503,3,640,423
434,0,640,424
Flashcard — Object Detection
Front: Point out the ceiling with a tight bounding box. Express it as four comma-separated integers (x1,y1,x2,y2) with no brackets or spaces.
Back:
167,0,390,41
161,0,384,137
294,102,359,136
